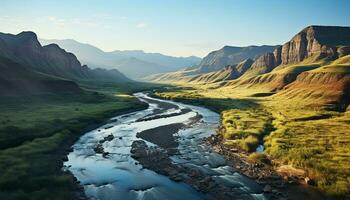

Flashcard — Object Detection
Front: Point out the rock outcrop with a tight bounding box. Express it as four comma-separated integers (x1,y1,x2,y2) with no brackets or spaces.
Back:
242,52,280,78
242,26,350,77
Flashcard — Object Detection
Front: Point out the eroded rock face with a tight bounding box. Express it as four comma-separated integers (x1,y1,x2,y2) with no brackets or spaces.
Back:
236,58,254,75
245,26,350,77
197,45,278,73
337,46,350,57
281,26,350,65
244,53,277,77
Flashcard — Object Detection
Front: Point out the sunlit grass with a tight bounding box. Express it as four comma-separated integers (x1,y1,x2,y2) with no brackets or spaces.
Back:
153,84,350,197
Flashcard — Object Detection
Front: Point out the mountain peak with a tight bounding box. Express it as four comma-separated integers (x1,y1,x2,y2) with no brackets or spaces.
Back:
17,31,38,41
296,25,350,47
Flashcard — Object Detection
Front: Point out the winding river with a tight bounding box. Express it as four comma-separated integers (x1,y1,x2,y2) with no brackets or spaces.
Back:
64,93,265,200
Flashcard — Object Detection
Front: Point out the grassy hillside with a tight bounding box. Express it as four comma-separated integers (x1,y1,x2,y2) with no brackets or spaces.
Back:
153,85,350,198
0,56,83,96
0,82,154,199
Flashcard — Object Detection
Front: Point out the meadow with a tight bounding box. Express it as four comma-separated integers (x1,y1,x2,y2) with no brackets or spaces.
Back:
0,83,150,200
153,85,350,197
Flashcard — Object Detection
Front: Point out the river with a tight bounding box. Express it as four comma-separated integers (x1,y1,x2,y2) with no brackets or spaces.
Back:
64,92,265,200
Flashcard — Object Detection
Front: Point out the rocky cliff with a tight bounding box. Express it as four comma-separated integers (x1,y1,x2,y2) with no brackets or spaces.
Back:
242,26,350,77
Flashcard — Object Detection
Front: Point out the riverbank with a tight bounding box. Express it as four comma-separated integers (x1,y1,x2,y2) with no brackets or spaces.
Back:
152,88,345,199
127,97,262,200
0,91,148,199
207,134,335,200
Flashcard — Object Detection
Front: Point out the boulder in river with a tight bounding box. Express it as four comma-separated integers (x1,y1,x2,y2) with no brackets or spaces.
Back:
94,144,104,154
263,184,272,193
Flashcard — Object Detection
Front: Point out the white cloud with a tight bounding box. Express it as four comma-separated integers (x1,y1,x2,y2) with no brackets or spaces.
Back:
136,22,148,28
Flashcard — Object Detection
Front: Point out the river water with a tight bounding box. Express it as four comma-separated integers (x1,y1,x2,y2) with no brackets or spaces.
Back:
64,93,265,200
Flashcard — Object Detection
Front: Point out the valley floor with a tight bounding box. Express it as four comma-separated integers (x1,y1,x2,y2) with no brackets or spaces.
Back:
0,89,148,199
152,85,350,199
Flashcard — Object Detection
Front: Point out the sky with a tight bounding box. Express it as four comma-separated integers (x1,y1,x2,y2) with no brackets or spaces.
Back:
1,0,350,57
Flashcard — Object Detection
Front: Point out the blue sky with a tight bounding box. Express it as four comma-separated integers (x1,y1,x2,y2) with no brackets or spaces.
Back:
1,0,349,57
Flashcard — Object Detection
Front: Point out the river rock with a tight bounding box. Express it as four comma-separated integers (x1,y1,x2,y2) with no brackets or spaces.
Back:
104,134,114,141
94,144,104,154
263,184,272,193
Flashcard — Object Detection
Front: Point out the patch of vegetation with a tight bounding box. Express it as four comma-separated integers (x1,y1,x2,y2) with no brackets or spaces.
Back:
264,110,350,196
153,87,258,113
221,109,274,152
0,90,148,199
153,84,350,198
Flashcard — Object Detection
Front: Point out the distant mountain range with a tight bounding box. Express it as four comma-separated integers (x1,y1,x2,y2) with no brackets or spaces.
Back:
147,45,278,82
148,25,350,110
0,31,131,96
40,39,201,79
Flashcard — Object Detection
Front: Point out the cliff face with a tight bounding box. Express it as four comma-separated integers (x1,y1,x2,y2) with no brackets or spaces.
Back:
278,26,347,64
243,53,278,77
243,26,350,77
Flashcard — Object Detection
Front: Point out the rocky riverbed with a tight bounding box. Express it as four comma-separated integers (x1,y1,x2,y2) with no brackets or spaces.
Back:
63,93,276,200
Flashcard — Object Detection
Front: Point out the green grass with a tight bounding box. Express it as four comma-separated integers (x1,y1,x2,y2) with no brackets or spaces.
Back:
0,90,148,199
264,110,350,196
153,85,350,198
153,87,258,113
221,109,273,152
312,64,350,73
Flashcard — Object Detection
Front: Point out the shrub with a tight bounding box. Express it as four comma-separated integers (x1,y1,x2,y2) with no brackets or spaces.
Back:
239,135,259,152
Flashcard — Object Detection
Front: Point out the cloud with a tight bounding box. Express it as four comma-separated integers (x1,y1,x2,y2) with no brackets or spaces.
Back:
136,22,148,28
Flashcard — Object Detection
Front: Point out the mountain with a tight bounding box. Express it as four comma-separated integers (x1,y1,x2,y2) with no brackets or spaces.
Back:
241,26,350,78
146,45,277,82
183,58,255,84
149,25,350,110
222,26,350,109
0,56,82,96
110,50,201,71
40,39,201,79
196,45,279,73
0,31,129,83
